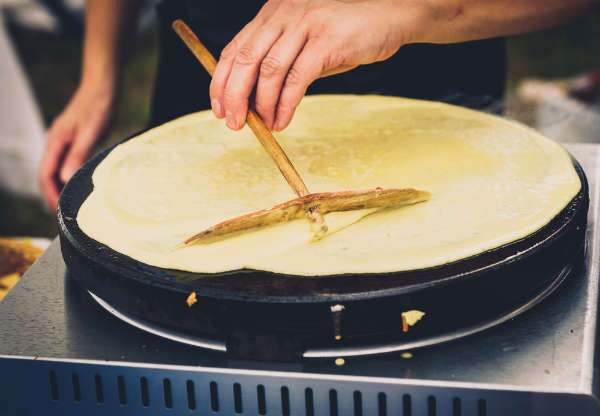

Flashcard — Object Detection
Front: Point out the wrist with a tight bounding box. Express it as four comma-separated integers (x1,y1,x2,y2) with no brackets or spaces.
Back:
78,74,118,103
396,0,457,45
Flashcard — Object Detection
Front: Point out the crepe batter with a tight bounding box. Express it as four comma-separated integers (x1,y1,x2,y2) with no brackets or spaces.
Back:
78,95,581,276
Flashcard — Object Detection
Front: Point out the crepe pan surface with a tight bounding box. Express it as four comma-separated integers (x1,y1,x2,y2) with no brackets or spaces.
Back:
59,95,588,302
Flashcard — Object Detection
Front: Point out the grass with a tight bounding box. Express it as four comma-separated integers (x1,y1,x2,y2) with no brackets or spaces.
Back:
0,188,56,238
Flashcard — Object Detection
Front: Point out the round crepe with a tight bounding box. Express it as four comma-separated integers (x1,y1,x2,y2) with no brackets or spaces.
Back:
78,95,581,276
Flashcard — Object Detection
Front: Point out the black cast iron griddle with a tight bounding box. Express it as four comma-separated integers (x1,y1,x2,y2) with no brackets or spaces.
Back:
58,132,589,361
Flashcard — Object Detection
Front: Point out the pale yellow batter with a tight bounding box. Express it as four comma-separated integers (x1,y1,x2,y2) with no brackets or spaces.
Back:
78,95,581,276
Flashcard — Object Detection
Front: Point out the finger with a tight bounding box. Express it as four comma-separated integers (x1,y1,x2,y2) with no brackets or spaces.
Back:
47,188,59,212
210,21,259,119
209,0,280,119
222,26,284,130
273,39,329,131
254,31,308,130
59,119,103,183
39,120,73,211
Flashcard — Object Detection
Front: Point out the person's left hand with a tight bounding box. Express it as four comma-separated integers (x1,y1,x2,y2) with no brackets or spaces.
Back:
209,0,420,131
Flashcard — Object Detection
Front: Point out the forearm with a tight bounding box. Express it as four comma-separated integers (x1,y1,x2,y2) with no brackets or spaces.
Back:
80,0,142,92
409,0,595,44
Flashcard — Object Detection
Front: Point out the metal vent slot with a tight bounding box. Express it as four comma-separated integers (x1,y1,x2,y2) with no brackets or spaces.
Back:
453,397,461,416
117,375,127,405
329,389,338,416
94,374,104,404
163,378,173,408
49,370,58,401
186,380,196,410
305,387,314,416
353,390,363,416
210,381,219,411
281,386,290,416
428,395,436,416
71,373,81,402
35,364,505,414
140,376,149,407
378,392,387,416
8,360,580,415
403,394,411,416
257,384,266,415
233,382,243,413
478,399,487,416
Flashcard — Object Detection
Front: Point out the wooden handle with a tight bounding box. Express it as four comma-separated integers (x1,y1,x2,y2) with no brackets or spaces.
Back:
172,19,217,76
172,19,326,231
245,110,310,196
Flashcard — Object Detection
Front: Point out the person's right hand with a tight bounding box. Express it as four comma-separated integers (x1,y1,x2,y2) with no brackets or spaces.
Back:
39,85,115,211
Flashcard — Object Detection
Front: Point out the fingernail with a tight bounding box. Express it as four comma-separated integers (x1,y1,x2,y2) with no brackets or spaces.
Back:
225,110,235,128
274,108,288,131
59,168,72,183
211,99,223,117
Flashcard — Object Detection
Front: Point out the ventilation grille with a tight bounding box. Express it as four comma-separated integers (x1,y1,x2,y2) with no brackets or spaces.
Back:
47,369,490,415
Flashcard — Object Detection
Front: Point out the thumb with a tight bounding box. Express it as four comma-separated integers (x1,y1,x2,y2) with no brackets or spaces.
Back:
59,124,100,183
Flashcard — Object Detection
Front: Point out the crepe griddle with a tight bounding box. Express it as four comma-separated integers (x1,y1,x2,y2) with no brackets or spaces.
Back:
58,132,589,361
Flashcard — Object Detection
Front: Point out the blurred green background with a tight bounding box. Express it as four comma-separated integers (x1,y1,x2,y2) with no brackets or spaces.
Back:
1,5,599,238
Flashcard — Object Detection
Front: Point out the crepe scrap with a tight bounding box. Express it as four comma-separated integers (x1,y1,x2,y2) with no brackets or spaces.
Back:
186,292,197,307
402,310,426,332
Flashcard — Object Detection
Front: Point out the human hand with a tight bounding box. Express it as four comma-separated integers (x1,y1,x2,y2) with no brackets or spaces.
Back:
39,85,115,211
209,0,419,131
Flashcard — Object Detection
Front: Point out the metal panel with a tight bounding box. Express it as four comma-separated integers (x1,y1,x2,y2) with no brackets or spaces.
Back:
2,357,599,415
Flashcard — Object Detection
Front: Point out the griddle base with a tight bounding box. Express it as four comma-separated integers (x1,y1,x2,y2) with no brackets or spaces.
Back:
88,254,578,359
